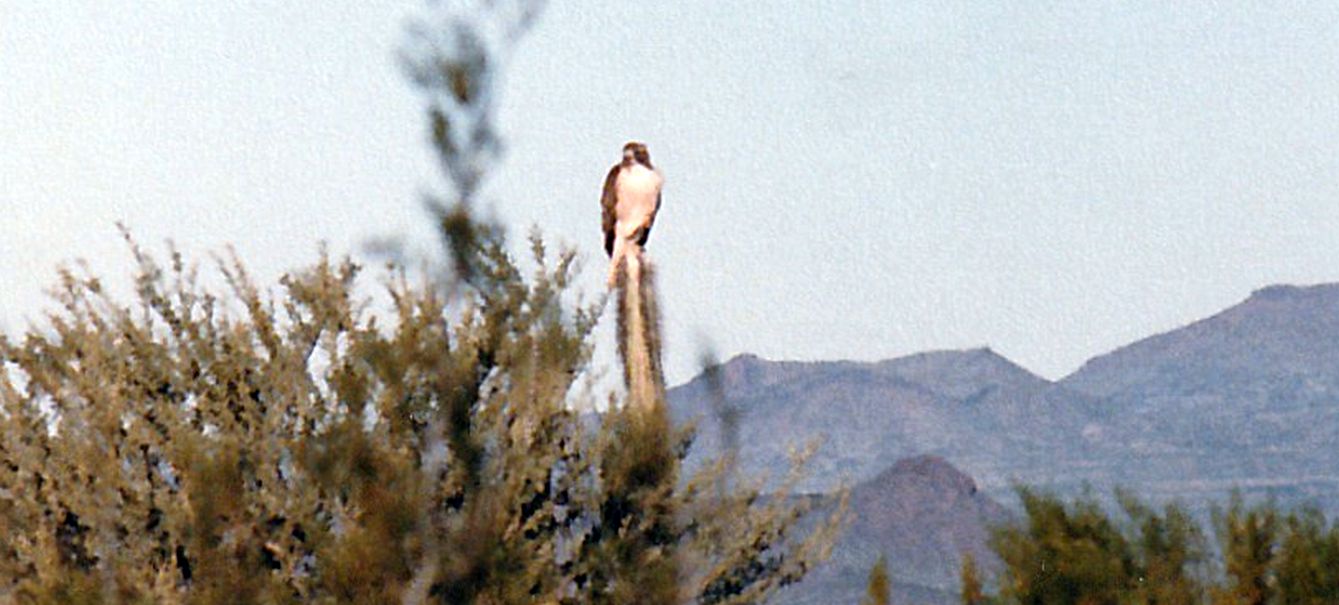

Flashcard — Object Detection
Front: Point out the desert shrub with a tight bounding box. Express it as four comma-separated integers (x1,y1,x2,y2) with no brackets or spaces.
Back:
0,2,843,603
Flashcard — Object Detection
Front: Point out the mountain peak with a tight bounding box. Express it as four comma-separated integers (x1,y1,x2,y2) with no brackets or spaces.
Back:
881,347,1038,376
715,353,788,394
1063,281,1339,398
786,456,1011,604
722,352,763,365
875,347,1050,400
867,455,979,496
717,352,763,380
1247,283,1339,303
673,353,839,403
892,454,977,490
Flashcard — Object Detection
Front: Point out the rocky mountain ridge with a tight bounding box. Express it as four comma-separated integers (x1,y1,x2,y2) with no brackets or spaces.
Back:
669,282,1339,604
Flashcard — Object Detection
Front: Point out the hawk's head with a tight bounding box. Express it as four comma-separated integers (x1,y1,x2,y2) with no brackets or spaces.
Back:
622,141,652,168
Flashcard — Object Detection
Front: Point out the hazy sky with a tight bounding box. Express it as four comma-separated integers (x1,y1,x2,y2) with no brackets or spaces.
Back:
4,2,1339,384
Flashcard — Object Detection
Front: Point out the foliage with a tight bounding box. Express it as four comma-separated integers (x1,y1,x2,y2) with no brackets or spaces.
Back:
960,553,987,605
860,555,890,605
1212,495,1279,605
1271,507,1339,605
1120,491,1204,604
0,1,843,603
1210,496,1339,605
980,489,1339,605
991,489,1131,603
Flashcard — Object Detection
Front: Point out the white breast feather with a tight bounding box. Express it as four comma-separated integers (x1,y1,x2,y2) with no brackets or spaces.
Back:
614,164,662,236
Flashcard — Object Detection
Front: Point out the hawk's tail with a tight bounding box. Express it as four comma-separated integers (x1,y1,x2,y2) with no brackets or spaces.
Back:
614,252,665,412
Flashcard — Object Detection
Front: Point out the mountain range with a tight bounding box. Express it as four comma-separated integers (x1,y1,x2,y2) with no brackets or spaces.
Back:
667,282,1339,603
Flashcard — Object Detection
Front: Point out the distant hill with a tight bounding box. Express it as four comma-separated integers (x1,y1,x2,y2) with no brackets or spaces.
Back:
775,456,1012,605
669,282,1339,601
1059,283,1339,502
668,348,1103,498
671,283,1339,507
1065,284,1339,397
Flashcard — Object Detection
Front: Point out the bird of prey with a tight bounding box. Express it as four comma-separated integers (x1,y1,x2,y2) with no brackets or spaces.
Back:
601,141,663,286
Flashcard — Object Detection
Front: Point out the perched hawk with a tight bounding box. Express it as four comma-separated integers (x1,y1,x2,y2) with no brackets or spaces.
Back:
601,141,663,285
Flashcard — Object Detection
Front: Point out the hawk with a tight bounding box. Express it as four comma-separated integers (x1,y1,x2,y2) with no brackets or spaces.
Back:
601,141,663,285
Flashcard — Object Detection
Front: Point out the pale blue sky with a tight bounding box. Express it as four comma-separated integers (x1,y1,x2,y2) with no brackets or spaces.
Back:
4,2,1339,384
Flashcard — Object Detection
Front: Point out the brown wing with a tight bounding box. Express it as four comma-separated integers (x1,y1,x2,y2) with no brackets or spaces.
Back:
600,164,620,256
637,191,662,247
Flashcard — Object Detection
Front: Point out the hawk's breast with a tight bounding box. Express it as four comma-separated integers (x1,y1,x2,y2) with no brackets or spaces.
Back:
614,164,662,235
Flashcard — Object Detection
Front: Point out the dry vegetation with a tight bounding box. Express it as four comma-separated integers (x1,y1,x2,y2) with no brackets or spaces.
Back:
970,489,1339,605
0,2,844,603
